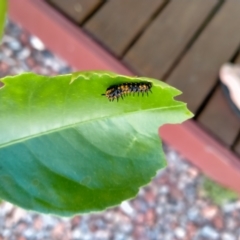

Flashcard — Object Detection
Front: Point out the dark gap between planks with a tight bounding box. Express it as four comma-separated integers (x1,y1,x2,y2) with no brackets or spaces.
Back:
45,0,106,26
163,0,225,80
195,44,240,120
120,0,170,58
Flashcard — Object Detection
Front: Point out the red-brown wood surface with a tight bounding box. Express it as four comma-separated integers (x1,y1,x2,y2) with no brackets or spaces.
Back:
234,138,240,156
9,0,131,74
124,0,218,79
84,0,166,57
160,121,240,193
198,87,240,147
48,0,103,24
166,1,240,114
232,54,240,155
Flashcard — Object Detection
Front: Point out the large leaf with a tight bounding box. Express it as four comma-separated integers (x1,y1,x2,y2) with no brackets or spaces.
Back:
0,0,7,41
0,71,193,216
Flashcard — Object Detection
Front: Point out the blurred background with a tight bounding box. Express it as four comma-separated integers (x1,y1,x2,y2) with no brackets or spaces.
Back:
2,0,240,239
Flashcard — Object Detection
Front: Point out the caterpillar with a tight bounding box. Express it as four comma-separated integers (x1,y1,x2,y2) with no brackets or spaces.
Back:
102,82,152,101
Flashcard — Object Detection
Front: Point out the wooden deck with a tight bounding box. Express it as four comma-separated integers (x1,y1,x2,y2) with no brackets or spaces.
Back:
47,0,240,157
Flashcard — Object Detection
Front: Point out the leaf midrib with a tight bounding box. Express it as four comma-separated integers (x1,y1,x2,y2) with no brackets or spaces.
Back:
0,104,184,149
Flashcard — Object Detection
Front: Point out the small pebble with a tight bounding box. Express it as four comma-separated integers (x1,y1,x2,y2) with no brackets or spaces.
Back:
8,39,22,51
120,201,135,216
17,48,30,59
72,229,83,239
222,232,235,240
222,202,237,213
30,36,45,51
200,226,219,240
174,227,186,239
202,206,218,220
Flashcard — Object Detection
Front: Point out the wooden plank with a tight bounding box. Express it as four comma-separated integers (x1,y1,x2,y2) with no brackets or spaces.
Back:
235,54,240,64
166,1,240,113
123,0,218,79
232,54,240,155
234,137,240,156
9,0,132,73
198,87,240,146
48,0,103,24
84,0,166,57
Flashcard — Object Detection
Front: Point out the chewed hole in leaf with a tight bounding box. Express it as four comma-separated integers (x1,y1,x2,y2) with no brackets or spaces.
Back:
0,81,4,88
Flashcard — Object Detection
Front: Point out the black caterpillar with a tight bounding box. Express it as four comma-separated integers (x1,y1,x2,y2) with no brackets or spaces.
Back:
102,82,152,101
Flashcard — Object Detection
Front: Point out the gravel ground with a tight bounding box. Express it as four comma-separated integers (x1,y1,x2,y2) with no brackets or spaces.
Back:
1,21,240,240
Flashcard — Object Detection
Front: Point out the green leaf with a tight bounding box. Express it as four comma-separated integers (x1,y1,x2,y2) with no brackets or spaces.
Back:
0,0,7,41
0,71,193,216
